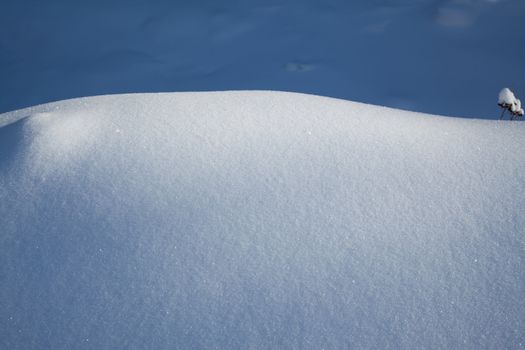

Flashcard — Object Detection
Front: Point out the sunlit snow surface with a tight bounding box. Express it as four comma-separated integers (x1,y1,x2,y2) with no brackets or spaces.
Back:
1,92,524,349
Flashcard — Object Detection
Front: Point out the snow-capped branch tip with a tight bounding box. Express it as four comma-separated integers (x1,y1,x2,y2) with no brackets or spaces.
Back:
498,88,516,108
510,99,524,118
510,98,521,112
498,88,523,120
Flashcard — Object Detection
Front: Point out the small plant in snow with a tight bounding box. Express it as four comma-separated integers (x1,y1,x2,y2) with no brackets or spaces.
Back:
498,88,524,120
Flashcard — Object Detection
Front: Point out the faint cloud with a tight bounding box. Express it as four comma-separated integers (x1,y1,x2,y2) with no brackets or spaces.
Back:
284,62,315,73
364,20,391,34
435,7,475,27
434,0,506,28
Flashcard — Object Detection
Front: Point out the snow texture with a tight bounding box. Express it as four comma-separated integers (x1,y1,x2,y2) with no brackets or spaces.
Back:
1,91,524,349
499,88,516,107
511,99,521,113
1,0,525,118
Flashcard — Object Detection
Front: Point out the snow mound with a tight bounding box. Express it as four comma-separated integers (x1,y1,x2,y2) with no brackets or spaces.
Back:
1,91,524,349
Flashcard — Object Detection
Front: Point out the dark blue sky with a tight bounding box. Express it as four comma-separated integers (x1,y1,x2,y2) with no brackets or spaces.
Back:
1,0,524,118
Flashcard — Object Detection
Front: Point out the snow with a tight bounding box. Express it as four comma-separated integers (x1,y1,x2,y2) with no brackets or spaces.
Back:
499,88,516,107
1,0,525,118
499,88,524,118
1,91,524,349
511,99,521,113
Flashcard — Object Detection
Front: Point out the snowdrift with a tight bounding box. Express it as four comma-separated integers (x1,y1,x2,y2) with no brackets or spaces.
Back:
1,92,524,349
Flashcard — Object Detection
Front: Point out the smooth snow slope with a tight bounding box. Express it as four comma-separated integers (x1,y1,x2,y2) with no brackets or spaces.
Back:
1,92,524,349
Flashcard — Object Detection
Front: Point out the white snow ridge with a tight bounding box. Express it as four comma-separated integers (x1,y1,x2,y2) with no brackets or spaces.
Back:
1,91,524,349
